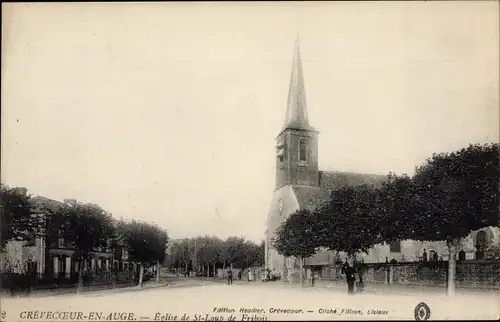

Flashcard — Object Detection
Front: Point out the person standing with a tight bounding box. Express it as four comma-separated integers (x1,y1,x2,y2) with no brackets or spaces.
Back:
355,261,365,293
345,264,356,295
238,270,242,280
227,268,233,285
248,269,253,282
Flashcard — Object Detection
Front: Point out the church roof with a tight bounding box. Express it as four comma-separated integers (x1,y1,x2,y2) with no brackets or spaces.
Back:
282,37,316,133
292,170,388,210
29,195,63,210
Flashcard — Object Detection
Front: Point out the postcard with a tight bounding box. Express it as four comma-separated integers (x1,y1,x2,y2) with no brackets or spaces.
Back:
1,2,499,321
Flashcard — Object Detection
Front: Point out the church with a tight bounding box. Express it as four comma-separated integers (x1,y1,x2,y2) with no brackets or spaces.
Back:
264,39,500,282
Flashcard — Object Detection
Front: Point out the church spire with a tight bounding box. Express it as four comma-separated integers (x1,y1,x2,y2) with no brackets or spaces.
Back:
283,36,314,131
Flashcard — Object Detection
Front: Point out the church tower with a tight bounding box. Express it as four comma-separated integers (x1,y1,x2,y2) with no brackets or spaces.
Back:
275,38,319,190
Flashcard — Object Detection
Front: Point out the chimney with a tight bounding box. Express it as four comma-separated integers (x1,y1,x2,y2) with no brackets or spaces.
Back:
64,199,77,206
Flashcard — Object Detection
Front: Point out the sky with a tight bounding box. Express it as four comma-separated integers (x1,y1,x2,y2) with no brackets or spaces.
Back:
2,2,499,243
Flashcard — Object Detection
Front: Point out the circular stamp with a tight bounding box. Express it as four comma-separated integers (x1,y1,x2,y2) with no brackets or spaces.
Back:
414,302,431,321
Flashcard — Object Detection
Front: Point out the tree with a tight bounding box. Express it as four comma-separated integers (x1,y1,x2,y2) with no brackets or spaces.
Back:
377,173,419,244
55,203,115,292
220,237,247,269
409,143,499,295
242,240,264,269
314,185,382,260
169,238,193,274
195,236,222,277
0,185,40,249
119,220,168,287
273,209,318,287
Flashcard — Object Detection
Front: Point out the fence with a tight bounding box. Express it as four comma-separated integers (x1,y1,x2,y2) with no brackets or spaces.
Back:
317,260,500,290
0,270,136,296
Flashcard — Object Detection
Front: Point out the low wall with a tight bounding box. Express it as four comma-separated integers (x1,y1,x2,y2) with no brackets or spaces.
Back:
0,270,136,293
322,260,500,290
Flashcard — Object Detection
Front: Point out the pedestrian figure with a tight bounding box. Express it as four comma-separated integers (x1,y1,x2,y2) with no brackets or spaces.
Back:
227,268,233,285
248,269,253,282
345,264,356,295
355,261,364,293
238,270,242,280
261,271,265,283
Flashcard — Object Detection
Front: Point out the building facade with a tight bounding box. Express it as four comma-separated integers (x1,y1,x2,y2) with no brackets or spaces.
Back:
1,193,136,277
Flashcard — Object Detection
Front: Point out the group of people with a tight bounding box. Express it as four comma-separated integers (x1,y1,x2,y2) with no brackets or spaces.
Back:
225,262,364,294
225,268,272,285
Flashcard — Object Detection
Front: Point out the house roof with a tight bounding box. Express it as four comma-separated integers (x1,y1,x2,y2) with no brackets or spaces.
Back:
292,170,388,210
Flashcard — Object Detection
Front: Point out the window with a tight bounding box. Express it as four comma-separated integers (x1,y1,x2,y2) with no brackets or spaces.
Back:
58,238,65,248
476,231,488,250
389,241,401,253
277,140,286,162
299,140,307,162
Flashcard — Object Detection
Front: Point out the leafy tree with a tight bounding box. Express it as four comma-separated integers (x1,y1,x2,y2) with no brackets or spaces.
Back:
377,173,419,243
169,238,193,274
119,220,168,287
314,185,382,259
220,236,247,269
242,240,264,269
0,185,40,248
195,236,223,277
409,143,499,295
273,209,318,286
55,203,115,292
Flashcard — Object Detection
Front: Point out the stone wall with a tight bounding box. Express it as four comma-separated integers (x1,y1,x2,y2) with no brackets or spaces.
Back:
339,260,499,290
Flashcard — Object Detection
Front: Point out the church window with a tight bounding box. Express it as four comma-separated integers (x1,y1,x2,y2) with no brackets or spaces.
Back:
277,140,286,162
299,140,307,162
389,241,401,253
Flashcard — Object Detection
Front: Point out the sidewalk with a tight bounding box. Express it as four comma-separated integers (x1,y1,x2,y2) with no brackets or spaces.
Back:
3,280,169,299
191,277,499,297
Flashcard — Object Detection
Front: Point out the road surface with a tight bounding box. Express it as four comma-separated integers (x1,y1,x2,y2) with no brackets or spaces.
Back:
1,278,498,321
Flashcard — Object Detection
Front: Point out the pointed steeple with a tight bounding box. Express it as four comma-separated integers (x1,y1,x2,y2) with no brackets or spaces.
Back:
283,36,315,132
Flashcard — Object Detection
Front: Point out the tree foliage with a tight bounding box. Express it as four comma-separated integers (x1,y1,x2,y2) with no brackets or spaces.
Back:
56,203,116,259
168,238,192,270
377,173,419,243
0,185,39,248
196,235,223,267
272,143,499,264
118,219,169,265
313,185,381,256
410,143,499,243
167,236,264,271
273,209,318,259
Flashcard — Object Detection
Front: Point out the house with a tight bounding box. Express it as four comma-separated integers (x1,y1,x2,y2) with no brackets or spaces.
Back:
1,190,135,278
